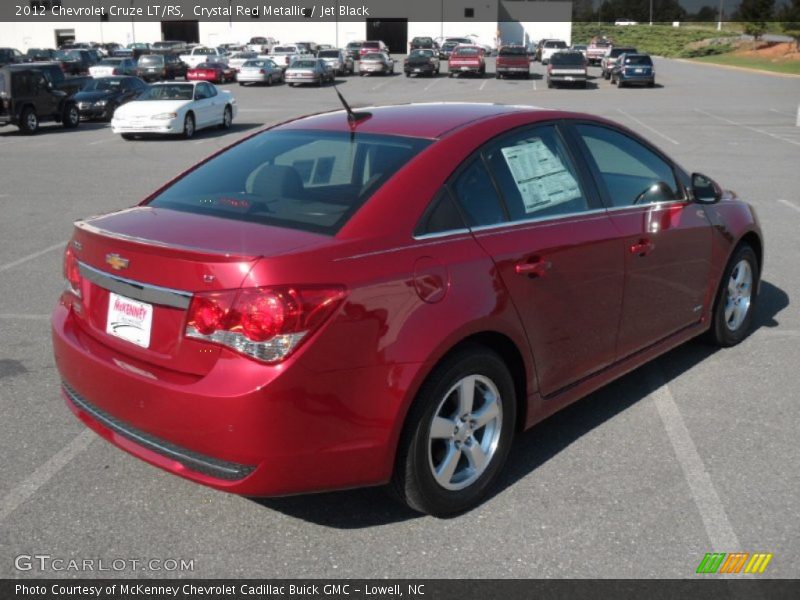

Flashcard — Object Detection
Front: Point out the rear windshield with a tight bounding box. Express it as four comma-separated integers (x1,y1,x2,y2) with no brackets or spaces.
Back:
347,42,362,49
624,55,652,65
273,47,295,53
292,60,317,68
499,46,527,56
363,42,380,48
83,78,124,91
409,50,434,59
363,53,384,60
453,48,479,56
147,130,431,235
98,59,123,66
610,48,636,57
544,41,567,49
138,55,164,65
550,52,585,65
412,38,433,44
318,50,340,58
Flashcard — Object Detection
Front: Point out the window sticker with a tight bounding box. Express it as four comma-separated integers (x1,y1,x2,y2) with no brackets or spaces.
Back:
500,139,582,213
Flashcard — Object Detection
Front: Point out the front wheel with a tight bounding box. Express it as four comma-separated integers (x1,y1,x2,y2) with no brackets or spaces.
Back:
707,244,759,347
19,107,39,134
220,105,232,129
62,103,79,129
182,113,195,139
391,345,516,516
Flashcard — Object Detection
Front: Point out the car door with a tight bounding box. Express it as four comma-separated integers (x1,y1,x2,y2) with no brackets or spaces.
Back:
192,83,213,127
570,122,713,359
448,123,625,398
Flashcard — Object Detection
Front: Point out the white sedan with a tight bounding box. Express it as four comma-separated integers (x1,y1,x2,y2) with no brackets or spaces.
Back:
111,81,237,140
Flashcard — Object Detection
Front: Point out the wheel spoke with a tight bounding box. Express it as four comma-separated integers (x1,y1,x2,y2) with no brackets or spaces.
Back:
462,440,488,472
430,416,455,439
457,376,476,416
472,396,499,429
435,444,461,486
724,301,735,323
734,264,745,285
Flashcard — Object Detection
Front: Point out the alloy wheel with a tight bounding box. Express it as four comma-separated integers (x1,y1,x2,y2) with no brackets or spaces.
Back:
724,259,753,331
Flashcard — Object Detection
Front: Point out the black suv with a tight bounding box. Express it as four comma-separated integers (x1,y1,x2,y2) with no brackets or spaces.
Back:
0,66,80,134
136,53,187,81
0,47,23,67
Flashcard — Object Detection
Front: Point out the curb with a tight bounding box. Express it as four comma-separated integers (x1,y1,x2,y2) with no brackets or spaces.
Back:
675,58,800,78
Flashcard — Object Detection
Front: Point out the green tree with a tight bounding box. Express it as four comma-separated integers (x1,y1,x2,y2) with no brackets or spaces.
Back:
735,0,775,41
780,0,800,50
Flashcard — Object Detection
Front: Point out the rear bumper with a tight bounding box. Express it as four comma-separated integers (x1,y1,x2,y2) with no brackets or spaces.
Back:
404,63,435,73
52,301,413,496
549,73,587,83
618,73,654,85
496,65,529,74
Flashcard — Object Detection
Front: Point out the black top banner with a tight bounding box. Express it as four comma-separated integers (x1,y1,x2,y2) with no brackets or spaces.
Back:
4,0,798,23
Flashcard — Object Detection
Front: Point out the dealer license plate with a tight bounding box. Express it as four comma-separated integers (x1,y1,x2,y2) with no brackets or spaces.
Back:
106,292,153,348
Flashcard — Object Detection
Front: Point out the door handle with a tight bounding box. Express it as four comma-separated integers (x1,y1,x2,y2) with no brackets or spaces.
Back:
629,238,655,257
515,258,551,278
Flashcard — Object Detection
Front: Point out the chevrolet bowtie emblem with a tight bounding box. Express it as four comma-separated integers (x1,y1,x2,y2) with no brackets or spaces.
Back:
105,253,130,271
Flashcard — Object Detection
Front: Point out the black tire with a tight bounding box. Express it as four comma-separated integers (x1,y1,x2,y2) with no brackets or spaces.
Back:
648,79,655,87
603,70,610,80
220,105,232,130
390,344,517,516
62,103,79,129
707,244,759,347
618,79,626,88
405,72,410,77
182,113,195,139
547,79,553,89
103,102,117,122
18,107,39,134
496,73,501,79
121,133,135,140
239,82,246,86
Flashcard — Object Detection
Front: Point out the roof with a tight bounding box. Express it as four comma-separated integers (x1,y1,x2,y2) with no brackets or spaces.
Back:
275,102,541,139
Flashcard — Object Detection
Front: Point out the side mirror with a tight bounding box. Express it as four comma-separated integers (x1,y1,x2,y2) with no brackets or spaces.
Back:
691,172,722,204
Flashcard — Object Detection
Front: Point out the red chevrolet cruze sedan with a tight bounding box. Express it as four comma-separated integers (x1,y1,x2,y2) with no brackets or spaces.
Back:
52,103,763,516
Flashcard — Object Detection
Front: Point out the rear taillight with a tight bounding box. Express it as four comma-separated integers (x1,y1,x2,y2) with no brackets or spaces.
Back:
112,68,120,75
63,245,82,298
185,285,346,363
259,68,266,74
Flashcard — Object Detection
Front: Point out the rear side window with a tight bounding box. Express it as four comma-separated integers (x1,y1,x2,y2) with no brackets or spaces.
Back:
575,124,680,207
147,130,430,235
450,159,505,227
484,125,589,222
416,189,466,236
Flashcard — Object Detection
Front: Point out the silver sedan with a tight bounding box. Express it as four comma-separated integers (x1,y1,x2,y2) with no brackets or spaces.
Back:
359,52,395,76
285,58,335,87
237,59,284,86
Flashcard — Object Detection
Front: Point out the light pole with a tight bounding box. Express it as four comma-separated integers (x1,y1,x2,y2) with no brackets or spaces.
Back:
650,0,653,25
717,0,725,31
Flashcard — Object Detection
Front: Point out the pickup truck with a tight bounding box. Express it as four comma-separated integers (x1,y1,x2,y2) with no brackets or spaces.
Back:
179,47,227,69
21,62,91,96
495,45,530,79
586,39,612,66
247,37,278,54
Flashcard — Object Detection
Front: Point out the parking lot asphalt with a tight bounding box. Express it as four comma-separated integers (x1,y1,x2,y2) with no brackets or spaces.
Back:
1,56,799,579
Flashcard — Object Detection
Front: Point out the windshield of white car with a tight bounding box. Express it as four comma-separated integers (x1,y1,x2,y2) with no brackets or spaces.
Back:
138,84,194,101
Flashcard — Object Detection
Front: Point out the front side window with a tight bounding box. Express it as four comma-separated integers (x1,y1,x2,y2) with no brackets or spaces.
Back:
575,124,681,207
484,125,590,222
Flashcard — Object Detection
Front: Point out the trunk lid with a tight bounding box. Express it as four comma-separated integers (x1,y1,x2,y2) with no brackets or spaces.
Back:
69,207,331,376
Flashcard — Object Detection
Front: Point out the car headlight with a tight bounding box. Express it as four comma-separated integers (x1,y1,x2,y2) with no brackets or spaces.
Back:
94,99,107,107
151,112,177,120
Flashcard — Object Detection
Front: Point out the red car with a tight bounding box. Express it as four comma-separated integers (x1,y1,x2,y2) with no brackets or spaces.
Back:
448,45,486,77
186,62,235,84
52,103,763,516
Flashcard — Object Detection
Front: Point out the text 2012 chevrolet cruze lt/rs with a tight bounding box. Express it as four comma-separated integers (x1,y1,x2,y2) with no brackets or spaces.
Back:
52,103,763,516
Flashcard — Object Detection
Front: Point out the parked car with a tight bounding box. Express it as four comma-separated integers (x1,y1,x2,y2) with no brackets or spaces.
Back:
247,36,278,54
586,38,612,65
111,81,236,139
0,65,80,133
610,53,656,87
546,50,588,88
615,19,639,25
270,45,301,69
18,62,91,97
187,62,237,84
403,49,440,77
73,76,148,121
24,48,58,63
227,51,259,72
285,58,335,86
53,103,763,516
495,45,530,79
345,41,364,61
151,41,187,54
601,46,638,79
136,54,186,82
439,41,460,60
358,52,395,76
54,49,93,75
295,42,319,56
237,59,284,86
180,46,227,69
359,41,389,59
0,47,23,66
571,44,588,58
317,49,354,76
410,37,437,51
89,58,138,78
540,40,568,65
447,45,485,77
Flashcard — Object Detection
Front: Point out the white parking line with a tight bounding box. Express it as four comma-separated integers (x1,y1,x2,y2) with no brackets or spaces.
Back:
423,77,441,91
532,79,537,91
88,139,113,146
770,108,796,117
370,76,397,91
648,369,741,552
0,430,95,524
0,241,66,274
617,108,679,145
194,140,206,145
696,108,800,148
778,198,800,214
479,79,489,91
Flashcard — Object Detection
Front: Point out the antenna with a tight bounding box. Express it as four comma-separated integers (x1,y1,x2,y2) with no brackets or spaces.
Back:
332,82,371,124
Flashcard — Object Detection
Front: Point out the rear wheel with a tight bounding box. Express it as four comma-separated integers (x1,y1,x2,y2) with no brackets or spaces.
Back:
182,113,195,139
19,107,39,134
707,244,759,347
391,345,516,516
62,103,79,129
121,133,135,140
